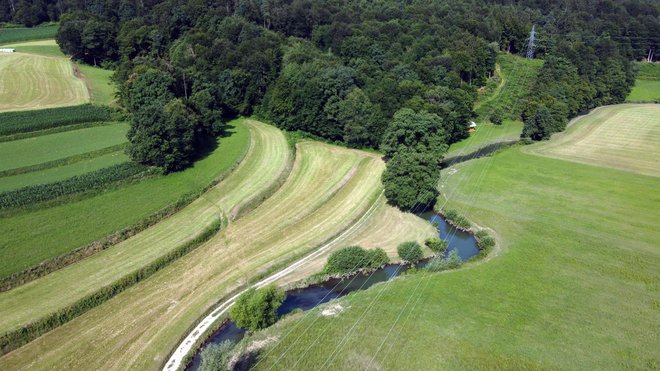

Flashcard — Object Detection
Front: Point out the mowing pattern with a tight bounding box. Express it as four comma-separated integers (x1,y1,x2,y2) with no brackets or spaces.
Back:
0,137,386,370
0,120,289,340
528,104,660,177
0,52,88,112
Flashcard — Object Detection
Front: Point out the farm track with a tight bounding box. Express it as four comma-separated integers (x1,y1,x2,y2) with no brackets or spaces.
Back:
0,52,88,112
0,134,387,370
0,121,291,344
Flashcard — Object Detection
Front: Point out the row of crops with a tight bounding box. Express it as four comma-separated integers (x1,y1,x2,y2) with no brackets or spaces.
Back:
0,104,114,136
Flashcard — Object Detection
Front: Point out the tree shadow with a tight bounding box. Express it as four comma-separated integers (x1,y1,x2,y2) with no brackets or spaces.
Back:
190,124,238,163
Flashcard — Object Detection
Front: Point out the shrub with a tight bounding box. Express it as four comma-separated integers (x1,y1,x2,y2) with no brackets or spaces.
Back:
323,246,389,274
199,341,234,371
397,241,424,263
475,230,496,250
229,285,285,332
0,105,112,136
490,110,504,125
425,237,448,255
442,209,471,229
426,250,462,272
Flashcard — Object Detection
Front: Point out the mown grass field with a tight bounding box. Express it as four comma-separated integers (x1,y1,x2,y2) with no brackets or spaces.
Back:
0,25,58,44
626,62,660,102
247,105,660,370
0,120,250,279
0,120,290,343
0,132,391,370
445,119,523,160
528,104,660,177
0,150,127,192
0,52,89,112
0,123,128,173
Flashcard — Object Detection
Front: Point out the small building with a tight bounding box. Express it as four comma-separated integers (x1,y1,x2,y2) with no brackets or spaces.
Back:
468,121,477,132
0,48,16,53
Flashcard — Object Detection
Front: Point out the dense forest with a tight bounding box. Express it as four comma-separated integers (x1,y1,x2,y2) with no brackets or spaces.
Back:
3,0,658,210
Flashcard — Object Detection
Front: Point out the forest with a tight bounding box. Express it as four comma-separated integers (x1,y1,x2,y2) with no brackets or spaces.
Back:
3,0,658,210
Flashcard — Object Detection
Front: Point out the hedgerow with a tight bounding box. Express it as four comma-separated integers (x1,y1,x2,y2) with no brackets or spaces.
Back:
0,104,112,136
0,162,150,209
323,246,389,275
442,209,471,230
397,241,424,263
426,250,462,272
475,230,496,251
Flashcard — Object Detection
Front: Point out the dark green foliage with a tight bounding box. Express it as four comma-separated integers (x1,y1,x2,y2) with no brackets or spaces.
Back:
0,217,224,355
199,341,233,371
475,230,496,251
380,108,448,159
229,285,285,332
425,237,448,255
323,246,389,275
426,250,462,272
443,209,471,230
490,110,504,125
0,105,112,136
126,99,210,172
397,241,424,263
0,162,149,209
121,69,174,112
382,151,441,211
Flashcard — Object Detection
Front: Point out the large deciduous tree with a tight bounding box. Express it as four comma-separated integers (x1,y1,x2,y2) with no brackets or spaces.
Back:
380,108,448,159
381,151,442,211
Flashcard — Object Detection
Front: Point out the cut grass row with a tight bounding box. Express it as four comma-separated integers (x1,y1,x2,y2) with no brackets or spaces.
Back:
0,136,386,369
0,120,249,279
0,51,89,112
0,120,291,354
249,106,659,370
0,122,128,173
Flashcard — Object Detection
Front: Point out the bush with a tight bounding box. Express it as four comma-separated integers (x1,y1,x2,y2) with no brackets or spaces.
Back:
229,285,285,332
426,250,462,272
490,110,504,125
0,162,150,209
397,241,424,263
323,246,389,274
425,237,448,255
0,105,112,136
475,230,496,250
199,341,234,371
442,209,471,229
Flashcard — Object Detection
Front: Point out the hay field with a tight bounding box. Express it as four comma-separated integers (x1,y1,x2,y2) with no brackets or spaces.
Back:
527,104,660,177
0,120,290,341
0,52,89,112
0,138,388,370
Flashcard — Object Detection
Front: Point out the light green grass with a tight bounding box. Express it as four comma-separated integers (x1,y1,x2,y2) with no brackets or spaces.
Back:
0,52,89,112
0,131,389,370
0,120,251,279
0,39,63,57
0,26,58,44
475,53,542,120
527,104,660,177
626,62,660,102
446,119,522,159
0,123,128,173
0,151,127,192
249,112,660,370
77,63,116,105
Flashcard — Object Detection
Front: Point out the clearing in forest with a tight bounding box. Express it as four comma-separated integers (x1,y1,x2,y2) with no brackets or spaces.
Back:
527,104,660,177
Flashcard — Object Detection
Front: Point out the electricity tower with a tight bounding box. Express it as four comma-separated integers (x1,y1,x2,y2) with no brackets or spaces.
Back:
526,25,536,59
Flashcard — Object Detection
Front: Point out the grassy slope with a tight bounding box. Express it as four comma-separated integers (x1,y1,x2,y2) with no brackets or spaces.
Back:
250,106,660,370
0,123,128,172
0,120,249,279
0,52,88,112
0,139,389,370
0,151,127,192
446,54,541,159
527,104,660,177
0,120,290,339
0,26,58,44
626,62,660,102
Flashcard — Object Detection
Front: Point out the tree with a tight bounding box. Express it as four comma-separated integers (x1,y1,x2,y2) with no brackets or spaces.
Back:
121,69,174,112
382,151,441,211
490,109,503,125
324,246,389,274
229,285,285,332
126,99,198,172
380,108,448,159
325,88,383,147
397,241,424,263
